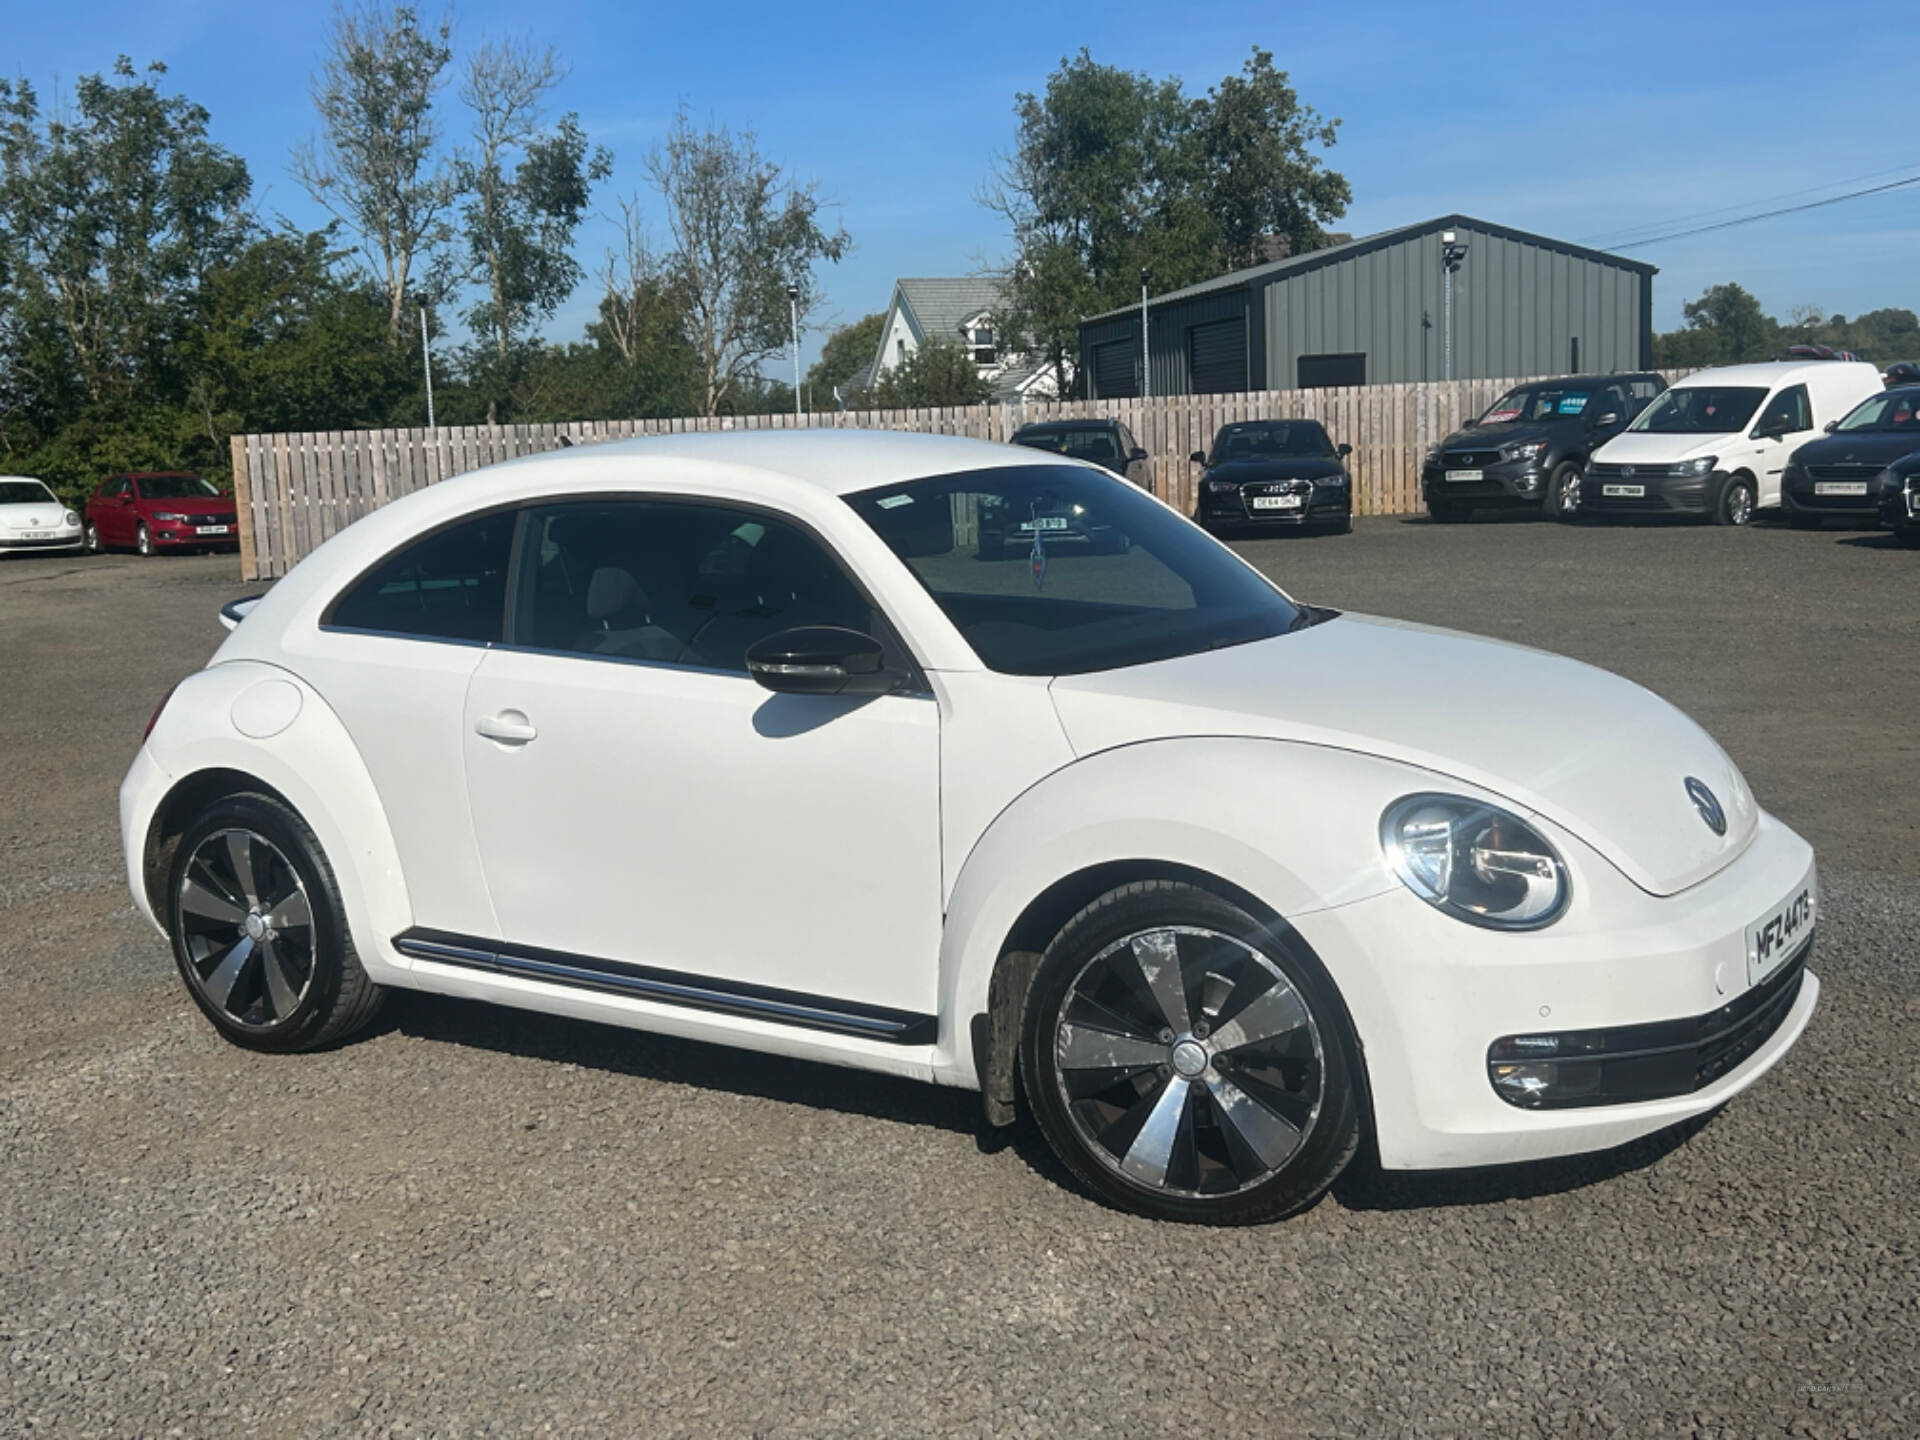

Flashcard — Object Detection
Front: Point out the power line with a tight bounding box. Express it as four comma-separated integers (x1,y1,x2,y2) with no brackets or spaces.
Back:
1580,159,1920,248
1597,172,1920,252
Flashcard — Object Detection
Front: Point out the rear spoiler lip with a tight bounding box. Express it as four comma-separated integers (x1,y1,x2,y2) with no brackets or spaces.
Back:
219,595,264,632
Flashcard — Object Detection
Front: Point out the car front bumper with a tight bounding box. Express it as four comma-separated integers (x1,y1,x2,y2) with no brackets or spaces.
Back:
1579,471,1717,517
1292,808,1819,1170
1420,458,1548,506
1199,484,1351,526
1783,475,1880,520
149,522,240,547
0,526,84,552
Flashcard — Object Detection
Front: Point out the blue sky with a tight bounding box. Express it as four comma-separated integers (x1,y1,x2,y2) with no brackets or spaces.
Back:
10,0,1917,370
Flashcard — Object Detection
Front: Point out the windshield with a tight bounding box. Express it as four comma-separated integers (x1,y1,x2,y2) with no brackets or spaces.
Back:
1014,427,1122,464
847,464,1300,675
1479,385,1593,424
1629,386,1767,435
135,474,220,499
1834,387,1920,433
0,480,57,505
1207,421,1334,464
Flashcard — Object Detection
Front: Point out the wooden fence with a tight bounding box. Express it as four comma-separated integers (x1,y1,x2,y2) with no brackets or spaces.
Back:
231,372,1685,580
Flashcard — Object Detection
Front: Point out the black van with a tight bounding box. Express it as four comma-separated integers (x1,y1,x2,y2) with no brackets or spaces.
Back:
1421,373,1666,523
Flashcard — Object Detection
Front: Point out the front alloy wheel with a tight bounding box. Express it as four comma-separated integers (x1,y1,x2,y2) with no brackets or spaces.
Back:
1023,881,1361,1224
84,521,102,554
136,523,154,556
1546,461,1584,521
1716,476,1756,527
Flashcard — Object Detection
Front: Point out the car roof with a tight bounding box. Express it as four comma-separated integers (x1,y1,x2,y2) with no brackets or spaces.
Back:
1668,361,1880,388
1502,373,1657,387
1011,419,1117,435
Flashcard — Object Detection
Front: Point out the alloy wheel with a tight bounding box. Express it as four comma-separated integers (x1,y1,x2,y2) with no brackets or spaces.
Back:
1558,471,1582,517
1052,925,1324,1198
175,828,316,1029
1725,482,1754,526
137,524,153,556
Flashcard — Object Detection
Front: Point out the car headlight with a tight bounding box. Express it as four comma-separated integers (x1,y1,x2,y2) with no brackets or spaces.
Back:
63,510,79,526
1502,441,1547,462
152,511,187,522
1671,456,1716,478
1206,479,1239,493
1424,443,1441,464
1381,794,1570,930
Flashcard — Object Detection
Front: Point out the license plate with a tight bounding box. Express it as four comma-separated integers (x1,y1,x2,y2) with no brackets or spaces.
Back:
1251,494,1303,510
1812,482,1867,497
22,530,51,539
1602,483,1645,498
1746,882,1814,987
195,524,232,535
1444,468,1482,483
1016,516,1069,532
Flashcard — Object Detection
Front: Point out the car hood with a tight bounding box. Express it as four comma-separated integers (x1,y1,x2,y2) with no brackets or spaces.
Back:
1438,419,1563,451
1591,432,1727,465
1204,457,1347,484
1048,614,1757,897
1789,431,1920,467
0,501,71,529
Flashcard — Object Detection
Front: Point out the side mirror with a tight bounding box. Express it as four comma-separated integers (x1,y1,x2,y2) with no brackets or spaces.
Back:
1188,450,1207,464
1823,420,1839,433
1461,417,1479,429
1591,411,1622,429
1752,421,1787,441
1336,442,1353,457
1128,446,1149,463
745,626,900,697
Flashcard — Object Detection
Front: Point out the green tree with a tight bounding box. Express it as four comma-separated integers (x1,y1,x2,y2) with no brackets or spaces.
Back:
292,4,456,346
1680,282,1774,363
804,311,883,406
647,110,850,416
867,338,990,408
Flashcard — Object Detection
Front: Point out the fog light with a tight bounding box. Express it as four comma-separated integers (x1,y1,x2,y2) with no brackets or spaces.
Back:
1490,1059,1603,1106
1516,473,1541,492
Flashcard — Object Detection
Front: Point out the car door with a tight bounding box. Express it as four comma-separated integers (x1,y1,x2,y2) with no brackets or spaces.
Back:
1116,424,1152,489
102,478,134,545
461,496,943,1020
1750,383,1813,507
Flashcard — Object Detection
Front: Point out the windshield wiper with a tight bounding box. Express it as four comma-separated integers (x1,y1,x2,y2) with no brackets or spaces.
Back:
1287,605,1340,632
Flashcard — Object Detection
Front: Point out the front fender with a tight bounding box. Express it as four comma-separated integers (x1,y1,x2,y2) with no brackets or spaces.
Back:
932,735,1488,1087
129,660,414,985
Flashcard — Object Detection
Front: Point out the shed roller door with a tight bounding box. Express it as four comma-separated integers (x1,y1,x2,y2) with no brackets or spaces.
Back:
1092,339,1138,398
1188,318,1247,394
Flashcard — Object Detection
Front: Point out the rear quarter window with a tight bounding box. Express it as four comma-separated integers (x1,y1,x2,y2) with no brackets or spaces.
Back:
325,510,516,643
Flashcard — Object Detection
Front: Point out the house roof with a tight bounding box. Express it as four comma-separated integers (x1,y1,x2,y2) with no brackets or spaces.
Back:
1080,214,1660,325
893,276,1008,347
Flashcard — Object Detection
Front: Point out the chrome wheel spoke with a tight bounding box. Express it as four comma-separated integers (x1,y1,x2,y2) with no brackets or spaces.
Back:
264,889,312,935
225,831,263,905
1057,1024,1166,1073
180,875,244,925
1203,1070,1305,1173
202,936,255,1009
1130,930,1190,1034
1211,978,1308,1052
1118,1076,1191,1188
259,938,301,1019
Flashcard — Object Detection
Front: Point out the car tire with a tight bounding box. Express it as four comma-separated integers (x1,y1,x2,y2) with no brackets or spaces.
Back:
84,521,103,554
1427,499,1470,524
1020,879,1363,1225
1544,461,1584,522
165,792,384,1053
1713,475,1756,527
136,523,154,556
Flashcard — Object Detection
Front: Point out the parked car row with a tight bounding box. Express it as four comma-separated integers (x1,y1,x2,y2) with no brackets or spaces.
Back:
0,471,241,559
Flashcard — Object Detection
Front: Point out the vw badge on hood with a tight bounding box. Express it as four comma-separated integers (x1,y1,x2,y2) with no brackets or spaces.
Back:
1685,777,1726,836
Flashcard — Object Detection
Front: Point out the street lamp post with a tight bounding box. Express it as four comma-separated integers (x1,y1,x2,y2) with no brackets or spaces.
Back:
419,305,436,429
1440,232,1470,382
786,283,802,419
1139,267,1152,398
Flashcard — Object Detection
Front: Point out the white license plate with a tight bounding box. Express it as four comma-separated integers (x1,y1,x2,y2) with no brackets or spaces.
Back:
1016,516,1069,532
1812,482,1867,497
1602,483,1645,498
1251,494,1304,510
195,524,232,535
1746,881,1814,987
1444,469,1482,483
22,530,51,539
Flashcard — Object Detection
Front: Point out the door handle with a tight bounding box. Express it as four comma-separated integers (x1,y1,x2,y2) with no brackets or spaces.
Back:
475,711,538,745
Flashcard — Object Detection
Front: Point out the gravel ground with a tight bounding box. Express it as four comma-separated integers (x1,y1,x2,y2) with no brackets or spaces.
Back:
2,517,1916,1438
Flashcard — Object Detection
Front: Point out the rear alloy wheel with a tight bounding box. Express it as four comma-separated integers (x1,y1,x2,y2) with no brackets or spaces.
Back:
136,522,154,556
167,793,383,1052
1022,881,1361,1224
1715,476,1756,527
1545,461,1584,521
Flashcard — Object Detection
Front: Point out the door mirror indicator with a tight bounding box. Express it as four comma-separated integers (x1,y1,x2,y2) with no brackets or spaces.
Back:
746,626,901,697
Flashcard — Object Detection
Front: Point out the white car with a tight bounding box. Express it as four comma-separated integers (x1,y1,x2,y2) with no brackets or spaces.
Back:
120,432,1819,1224
1582,360,1884,524
0,476,83,555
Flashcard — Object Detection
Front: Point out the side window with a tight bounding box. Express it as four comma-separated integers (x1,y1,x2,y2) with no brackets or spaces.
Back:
1756,384,1812,434
327,510,515,643
509,499,885,674
1593,385,1627,421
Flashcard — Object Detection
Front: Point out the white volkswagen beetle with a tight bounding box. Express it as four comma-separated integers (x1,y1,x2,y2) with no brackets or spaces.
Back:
0,475,84,555
119,432,1818,1224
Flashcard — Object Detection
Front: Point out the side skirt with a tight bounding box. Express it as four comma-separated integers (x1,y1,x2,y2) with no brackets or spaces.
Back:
393,928,938,1045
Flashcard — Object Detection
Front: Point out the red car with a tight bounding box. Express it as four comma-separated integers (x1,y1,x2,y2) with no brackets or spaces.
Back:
84,472,240,557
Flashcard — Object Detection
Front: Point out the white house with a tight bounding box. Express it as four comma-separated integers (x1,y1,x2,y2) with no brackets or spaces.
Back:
852,277,1060,403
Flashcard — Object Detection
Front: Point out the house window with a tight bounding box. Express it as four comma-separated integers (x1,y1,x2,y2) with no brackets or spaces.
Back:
968,325,998,367
895,338,906,365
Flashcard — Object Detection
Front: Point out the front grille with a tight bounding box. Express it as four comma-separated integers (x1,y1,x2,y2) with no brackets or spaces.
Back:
1806,464,1882,483
1587,461,1684,481
1488,941,1810,1109
1441,449,1503,469
1244,480,1311,497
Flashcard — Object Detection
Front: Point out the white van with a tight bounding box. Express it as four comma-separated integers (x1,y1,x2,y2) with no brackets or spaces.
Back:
1580,361,1884,525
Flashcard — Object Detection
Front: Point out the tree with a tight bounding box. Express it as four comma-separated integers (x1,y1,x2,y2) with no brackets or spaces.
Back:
292,5,456,346
450,40,611,420
1680,282,1772,364
983,47,1347,395
867,338,990,408
804,311,883,406
646,111,850,416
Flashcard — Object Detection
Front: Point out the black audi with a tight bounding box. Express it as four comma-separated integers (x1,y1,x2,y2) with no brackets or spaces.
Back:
1420,373,1665,523
1781,385,1920,528
1193,419,1353,535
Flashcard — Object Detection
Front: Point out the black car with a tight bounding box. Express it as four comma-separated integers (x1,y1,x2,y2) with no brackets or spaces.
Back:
1876,451,1920,545
1421,373,1665,523
1192,419,1354,534
1781,384,1920,529
1009,419,1153,489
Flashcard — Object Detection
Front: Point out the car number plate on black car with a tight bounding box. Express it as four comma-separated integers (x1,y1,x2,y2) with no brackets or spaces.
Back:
1444,468,1482,483
1812,482,1867,497
1746,882,1813,987
1250,495,1303,510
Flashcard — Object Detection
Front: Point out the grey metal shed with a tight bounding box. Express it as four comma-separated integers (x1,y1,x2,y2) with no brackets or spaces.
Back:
1078,215,1656,397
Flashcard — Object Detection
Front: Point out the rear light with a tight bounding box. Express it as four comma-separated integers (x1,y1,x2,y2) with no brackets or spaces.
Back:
145,683,179,740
